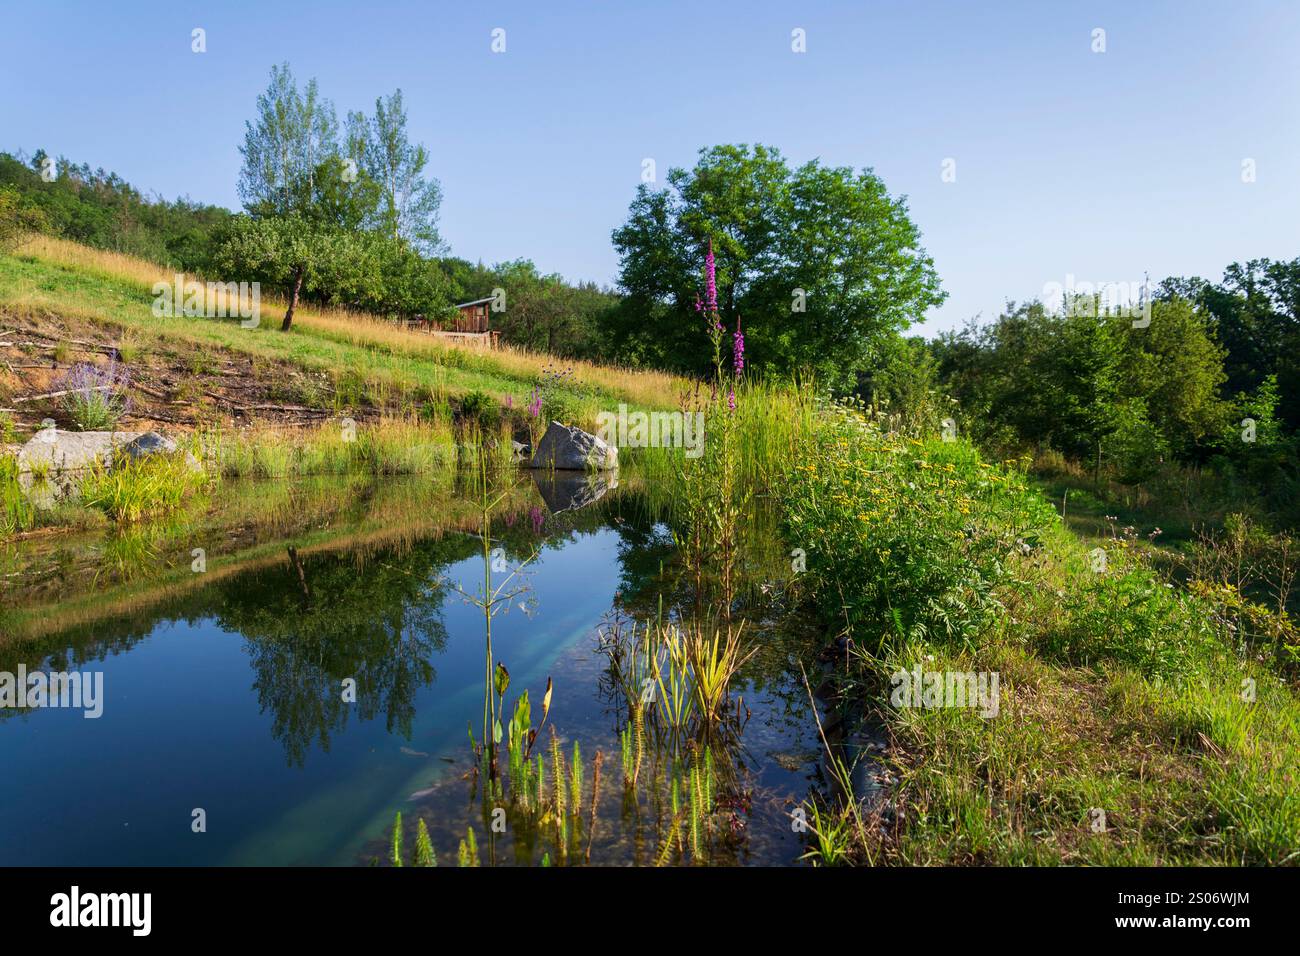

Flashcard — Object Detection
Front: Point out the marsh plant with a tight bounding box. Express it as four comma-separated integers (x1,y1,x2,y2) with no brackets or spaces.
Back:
444,455,544,781
598,610,753,751
57,360,132,430
78,452,208,523
674,241,751,618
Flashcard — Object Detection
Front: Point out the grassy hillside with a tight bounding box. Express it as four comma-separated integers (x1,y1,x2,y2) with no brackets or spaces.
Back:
0,236,685,432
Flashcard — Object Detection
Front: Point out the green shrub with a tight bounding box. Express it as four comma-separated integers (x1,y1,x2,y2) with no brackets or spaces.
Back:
783,403,1055,651
1053,564,1213,677
459,389,498,427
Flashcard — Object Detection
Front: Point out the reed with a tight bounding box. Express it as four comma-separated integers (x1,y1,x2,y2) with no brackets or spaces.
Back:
78,452,208,523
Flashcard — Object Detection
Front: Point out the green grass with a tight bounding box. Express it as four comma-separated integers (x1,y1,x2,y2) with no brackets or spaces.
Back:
780,401,1300,865
77,452,209,522
212,417,515,478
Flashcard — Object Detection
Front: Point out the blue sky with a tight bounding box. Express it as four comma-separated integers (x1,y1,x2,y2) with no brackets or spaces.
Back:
2,1,1296,334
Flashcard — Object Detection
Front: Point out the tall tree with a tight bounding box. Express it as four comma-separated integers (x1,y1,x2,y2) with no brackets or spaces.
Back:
609,144,944,388
1159,258,1300,430
238,63,339,219
348,90,444,254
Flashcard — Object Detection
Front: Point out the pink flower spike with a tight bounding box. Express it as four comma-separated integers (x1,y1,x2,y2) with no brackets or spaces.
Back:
705,240,718,313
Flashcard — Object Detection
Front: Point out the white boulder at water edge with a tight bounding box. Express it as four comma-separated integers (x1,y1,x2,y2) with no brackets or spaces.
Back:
17,429,201,473
528,421,618,471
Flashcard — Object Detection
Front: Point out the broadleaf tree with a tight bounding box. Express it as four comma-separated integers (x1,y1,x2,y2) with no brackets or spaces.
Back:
608,144,945,389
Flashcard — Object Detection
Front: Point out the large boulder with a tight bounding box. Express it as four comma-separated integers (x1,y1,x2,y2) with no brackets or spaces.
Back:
17,429,141,473
528,421,618,471
121,430,178,458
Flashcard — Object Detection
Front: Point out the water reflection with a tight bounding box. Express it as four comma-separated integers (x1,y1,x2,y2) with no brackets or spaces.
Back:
217,544,454,766
0,471,820,865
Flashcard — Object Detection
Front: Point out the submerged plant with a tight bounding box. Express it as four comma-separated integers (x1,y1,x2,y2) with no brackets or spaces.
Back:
414,818,436,867
390,811,403,867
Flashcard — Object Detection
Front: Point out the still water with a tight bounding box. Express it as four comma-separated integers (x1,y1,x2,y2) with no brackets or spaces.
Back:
0,473,820,865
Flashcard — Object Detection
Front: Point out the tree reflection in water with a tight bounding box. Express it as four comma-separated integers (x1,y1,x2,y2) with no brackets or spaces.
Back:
215,539,467,766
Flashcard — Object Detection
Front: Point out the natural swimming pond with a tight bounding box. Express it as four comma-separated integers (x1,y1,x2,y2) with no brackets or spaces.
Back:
0,471,824,866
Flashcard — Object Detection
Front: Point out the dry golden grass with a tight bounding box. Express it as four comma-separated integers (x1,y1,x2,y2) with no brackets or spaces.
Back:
16,235,689,409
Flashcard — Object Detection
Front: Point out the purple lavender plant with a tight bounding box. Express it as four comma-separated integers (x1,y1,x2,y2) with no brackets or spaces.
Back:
57,360,132,430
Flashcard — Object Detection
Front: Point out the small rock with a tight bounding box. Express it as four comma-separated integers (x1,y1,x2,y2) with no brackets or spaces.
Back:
121,431,203,472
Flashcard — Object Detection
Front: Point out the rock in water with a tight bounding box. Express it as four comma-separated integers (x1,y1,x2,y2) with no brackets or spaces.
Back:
528,420,618,471
17,429,140,473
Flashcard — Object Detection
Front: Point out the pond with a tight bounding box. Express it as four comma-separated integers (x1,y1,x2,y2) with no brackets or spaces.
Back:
0,470,824,866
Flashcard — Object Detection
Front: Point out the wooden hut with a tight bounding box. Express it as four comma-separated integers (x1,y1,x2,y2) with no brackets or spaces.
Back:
452,297,495,333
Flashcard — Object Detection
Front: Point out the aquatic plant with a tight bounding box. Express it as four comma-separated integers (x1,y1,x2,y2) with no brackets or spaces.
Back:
653,745,717,866
457,827,480,867
78,451,208,523
620,724,633,785
0,456,35,537
414,818,436,867
390,811,403,867
685,623,754,729
585,749,604,863
598,617,752,745
569,741,583,818
443,452,544,782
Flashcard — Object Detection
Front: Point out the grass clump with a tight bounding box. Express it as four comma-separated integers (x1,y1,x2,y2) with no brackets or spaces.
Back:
78,451,207,522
